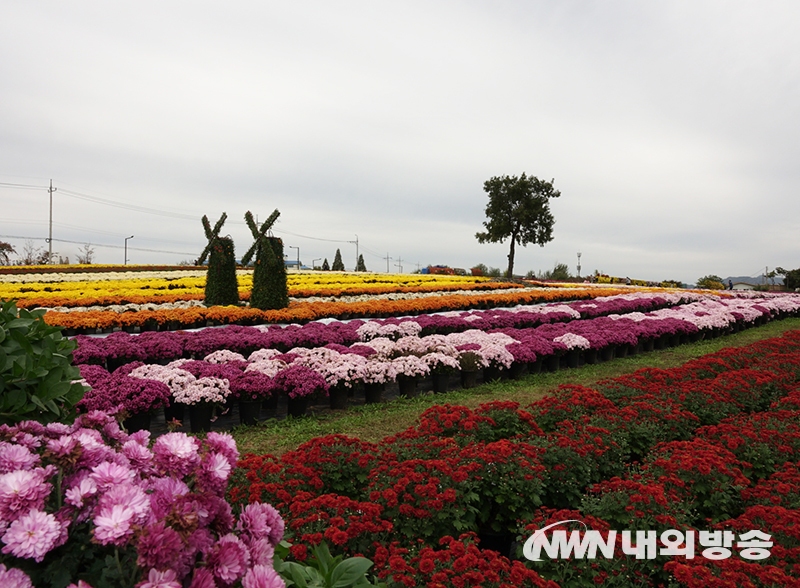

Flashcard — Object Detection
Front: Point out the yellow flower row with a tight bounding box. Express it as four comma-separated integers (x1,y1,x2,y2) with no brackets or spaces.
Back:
1,271,504,306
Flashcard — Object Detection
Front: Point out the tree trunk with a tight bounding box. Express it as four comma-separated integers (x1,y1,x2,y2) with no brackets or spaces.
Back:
506,235,516,278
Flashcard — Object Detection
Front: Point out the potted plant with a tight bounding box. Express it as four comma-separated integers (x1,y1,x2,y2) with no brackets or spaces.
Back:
266,364,329,417
391,355,430,398
172,376,232,433
457,348,486,389
229,371,274,426
423,352,460,393
76,372,171,433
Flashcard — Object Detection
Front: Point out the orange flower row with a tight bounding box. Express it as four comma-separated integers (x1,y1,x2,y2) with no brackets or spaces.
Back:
16,281,522,310
45,287,631,332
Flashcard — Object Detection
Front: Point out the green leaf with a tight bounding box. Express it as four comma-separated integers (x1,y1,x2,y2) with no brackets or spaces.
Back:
6,318,35,329
30,395,46,410
6,388,26,410
330,558,374,588
282,563,310,588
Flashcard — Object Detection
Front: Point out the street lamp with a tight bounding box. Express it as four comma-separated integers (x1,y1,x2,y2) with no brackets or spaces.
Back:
577,252,582,278
312,258,321,270
289,246,299,270
124,235,134,265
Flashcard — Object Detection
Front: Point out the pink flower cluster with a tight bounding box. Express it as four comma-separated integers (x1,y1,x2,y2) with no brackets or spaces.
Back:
0,414,285,587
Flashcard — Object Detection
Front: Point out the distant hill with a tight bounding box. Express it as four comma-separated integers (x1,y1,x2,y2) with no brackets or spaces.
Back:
722,275,784,286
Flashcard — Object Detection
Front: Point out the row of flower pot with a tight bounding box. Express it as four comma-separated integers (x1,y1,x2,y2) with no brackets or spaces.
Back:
117,327,724,436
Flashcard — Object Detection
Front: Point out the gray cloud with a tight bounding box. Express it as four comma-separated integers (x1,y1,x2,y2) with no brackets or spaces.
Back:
1,1,799,284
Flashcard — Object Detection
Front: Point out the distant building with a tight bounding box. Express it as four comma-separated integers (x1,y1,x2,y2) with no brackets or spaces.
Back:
732,282,755,291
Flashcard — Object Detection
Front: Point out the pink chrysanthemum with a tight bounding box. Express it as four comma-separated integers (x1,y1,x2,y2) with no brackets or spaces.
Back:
208,534,250,583
0,469,52,520
0,442,39,474
187,568,216,588
90,461,135,492
152,433,199,477
99,482,150,526
136,521,185,571
1,509,62,562
64,476,98,509
0,563,33,588
135,568,181,588
242,565,286,588
93,503,135,545
237,503,285,547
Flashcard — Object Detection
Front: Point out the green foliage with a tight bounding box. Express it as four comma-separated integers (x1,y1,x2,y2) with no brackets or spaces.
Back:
696,274,725,289
276,542,383,588
476,173,560,278
777,266,800,290
332,249,345,272
322,258,330,271
204,236,239,306
355,254,367,272
0,300,86,425
542,262,571,280
251,237,290,310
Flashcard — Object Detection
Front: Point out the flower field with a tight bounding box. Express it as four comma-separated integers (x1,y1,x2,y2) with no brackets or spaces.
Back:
4,265,800,586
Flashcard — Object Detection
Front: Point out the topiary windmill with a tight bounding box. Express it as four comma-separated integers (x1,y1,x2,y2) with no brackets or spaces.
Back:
198,212,239,307
242,209,289,310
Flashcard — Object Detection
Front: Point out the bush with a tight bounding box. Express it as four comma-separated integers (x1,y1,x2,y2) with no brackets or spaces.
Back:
0,300,86,425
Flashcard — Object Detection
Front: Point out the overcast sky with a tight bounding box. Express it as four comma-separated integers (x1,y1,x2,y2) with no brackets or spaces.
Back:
1,1,799,284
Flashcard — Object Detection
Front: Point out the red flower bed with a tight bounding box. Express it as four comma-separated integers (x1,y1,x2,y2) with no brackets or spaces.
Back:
227,329,800,586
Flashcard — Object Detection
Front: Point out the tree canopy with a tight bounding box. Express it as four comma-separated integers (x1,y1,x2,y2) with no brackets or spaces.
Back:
475,173,560,278
332,249,345,271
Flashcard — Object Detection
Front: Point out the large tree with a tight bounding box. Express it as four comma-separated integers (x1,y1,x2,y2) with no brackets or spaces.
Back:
475,173,560,278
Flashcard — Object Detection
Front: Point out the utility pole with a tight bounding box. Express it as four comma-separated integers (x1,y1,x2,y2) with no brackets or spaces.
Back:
125,235,134,265
47,179,56,263
577,252,582,278
395,257,403,273
384,253,392,273
350,234,359,270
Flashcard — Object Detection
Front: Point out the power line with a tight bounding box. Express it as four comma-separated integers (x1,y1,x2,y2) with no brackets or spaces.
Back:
0,235,196,257
0,181,49,190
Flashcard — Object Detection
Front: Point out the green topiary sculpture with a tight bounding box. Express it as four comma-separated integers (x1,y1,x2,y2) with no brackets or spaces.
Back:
198,213,239,306
242,210,289,310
